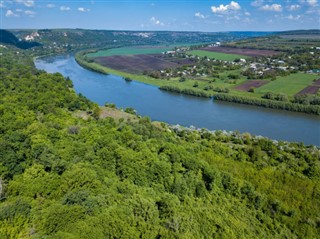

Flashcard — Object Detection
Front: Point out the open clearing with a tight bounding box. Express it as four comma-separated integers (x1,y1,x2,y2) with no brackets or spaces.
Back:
255,73,318,95
188,50,246,61
234,80,269,92
88,46,175,58
94,54,196,74
88,46,173,58
200,46,280,57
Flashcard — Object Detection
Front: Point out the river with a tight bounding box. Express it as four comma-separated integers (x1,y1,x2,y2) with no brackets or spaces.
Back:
35,54,320,145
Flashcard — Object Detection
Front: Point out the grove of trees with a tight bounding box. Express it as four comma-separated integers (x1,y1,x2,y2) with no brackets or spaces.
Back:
0,46,319,239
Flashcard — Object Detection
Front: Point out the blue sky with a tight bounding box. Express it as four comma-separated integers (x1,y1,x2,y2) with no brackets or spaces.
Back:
0,0,319,31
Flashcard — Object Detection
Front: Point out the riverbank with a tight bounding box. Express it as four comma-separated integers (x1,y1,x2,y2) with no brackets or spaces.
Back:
75,51,167,87
35,54,320,145
75,51,320,115
75,103,320,148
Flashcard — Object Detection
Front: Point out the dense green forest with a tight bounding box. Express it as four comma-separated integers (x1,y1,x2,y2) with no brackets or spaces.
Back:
1,44,320,238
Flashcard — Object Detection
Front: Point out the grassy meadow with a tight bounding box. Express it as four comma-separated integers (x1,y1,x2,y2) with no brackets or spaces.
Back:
87,46,176,57
187,50,248,61
255,73,318,95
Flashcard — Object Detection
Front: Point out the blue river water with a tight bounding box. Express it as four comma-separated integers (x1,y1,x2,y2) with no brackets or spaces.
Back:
35,54,320,145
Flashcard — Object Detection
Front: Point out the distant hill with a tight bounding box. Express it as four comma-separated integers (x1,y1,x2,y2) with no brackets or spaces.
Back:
0,29,41,49
276,29,320,35
10,29,274,49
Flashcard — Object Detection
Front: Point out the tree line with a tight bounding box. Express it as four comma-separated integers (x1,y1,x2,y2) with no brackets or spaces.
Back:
1,46,319,239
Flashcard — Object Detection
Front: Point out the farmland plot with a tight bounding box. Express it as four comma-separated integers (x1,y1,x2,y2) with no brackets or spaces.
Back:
94,54,195,74
234,80,269,92
200,46,280,57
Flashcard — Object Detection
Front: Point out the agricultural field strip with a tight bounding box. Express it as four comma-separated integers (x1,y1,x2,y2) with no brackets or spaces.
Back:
255,73,318,95
280,35,320,39
94,54,195,74
187,50,246,61
200,46,280,57
296,79,320,95
87,45,318,98
224,35,320,51
234,80,269,92
313,79,320,86
87,45,184,58
296,86,320,95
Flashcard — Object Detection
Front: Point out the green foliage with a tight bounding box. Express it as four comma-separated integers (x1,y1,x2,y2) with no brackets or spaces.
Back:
248,87,255,93
256,73,318,95
1,49,320,239
160,85,212,98
188,50,247,61
87,46,176,57
124,107,137,115
213,93,320,115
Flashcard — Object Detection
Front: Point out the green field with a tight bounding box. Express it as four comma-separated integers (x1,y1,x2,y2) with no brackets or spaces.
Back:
188,50,248,61
255,73,318,95
88,46,177,57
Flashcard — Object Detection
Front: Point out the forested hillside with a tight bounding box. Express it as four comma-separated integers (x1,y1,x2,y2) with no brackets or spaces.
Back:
0,47,320,238
0,30,40,49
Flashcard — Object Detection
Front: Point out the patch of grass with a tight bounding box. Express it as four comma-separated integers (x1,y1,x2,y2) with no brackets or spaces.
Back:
88,46,175,57
187,50,247,61
255,73,318,95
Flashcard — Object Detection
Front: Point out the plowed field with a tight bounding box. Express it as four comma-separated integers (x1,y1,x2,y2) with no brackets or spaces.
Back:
94,54,195,74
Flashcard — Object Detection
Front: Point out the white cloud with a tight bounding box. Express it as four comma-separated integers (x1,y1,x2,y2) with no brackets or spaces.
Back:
47,4,55,8
195,12,205,19
243,17,252,23
244,11,251,16
60,6,70,11
25,10,35,15
306,8,320,14
307,0,318,6
78,7,90,12
0,1,5,8
211,1,241,14
24,0,33,7
287,4,300,11
229,1,241,10
6,9,19,17
300,0,318,6
286,14,301,20
150,17,164,26
251,0,264,7
14,0,34,7
260,4,282,12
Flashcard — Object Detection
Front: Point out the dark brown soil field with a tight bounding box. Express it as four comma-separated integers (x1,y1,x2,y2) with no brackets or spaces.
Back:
200,47,280,57
94,54,195,74
313,79,320,86
296,86,320,95
235,80,269,91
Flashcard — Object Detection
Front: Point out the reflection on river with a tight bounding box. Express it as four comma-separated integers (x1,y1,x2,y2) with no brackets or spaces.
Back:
35,55,320,145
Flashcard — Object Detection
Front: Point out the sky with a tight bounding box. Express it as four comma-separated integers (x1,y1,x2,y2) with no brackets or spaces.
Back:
0,0,319,31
